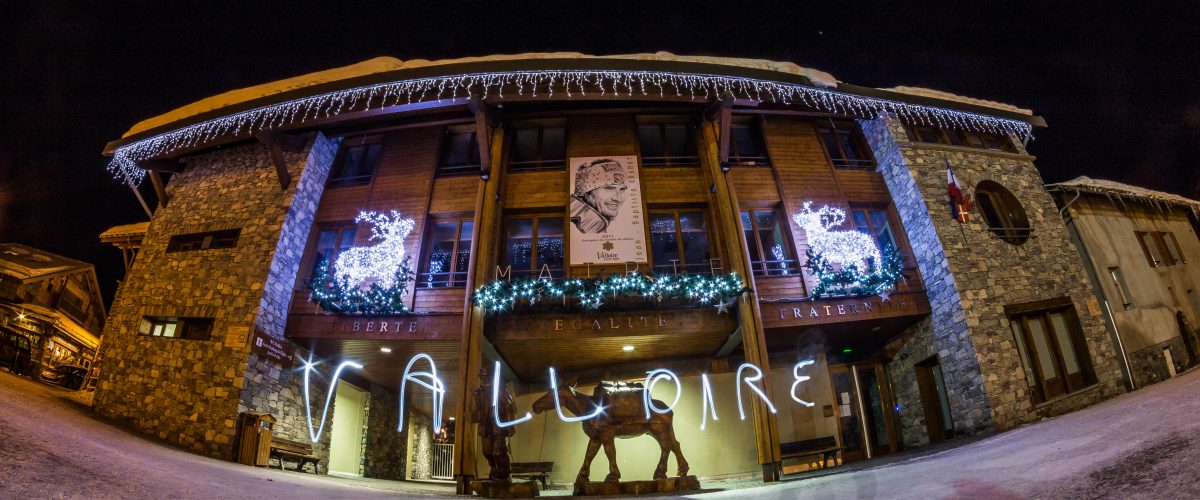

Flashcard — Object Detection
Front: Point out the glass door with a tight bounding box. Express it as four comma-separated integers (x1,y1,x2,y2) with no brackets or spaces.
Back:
828,365,865,462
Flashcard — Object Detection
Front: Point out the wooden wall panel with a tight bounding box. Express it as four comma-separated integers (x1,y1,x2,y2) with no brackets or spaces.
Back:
413,287,466,313
429,176,480,214
730,168,780,202
503,171,567,209
643,166,707,204
567,115,638,157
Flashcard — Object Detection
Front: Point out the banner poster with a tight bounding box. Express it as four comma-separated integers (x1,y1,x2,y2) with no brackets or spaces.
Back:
568,156,647,266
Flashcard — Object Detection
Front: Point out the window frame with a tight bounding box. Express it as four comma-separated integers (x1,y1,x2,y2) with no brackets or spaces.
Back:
1107,266,1133,309
648,209,713,275
166,229,241,253
849,206,899,258
1162,231,1185,264
327,135,383,188
727,117,772,167
905,124,1016,153
975,181,1031,245
1135,231,1168,267
1007,300,1097,405
507,124,567,172
419,217,474,288
740,208,799,277
816,121,875,169
500,214,566,280
637,119,699,168
306,222,358,282
436,125,483,177
139,316,214,341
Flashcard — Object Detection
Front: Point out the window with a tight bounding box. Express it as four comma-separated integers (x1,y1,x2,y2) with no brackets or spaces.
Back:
437,126,482,176
310,224,357,278
421,218,473,288
139,316,214,341
509,126,566,172
503,216,565,279
906,125,1016,153
850,207,898,259
975,181,1030,245
166,229,241,253
649,210,711,274
328,136,382,187
1008,300,1096,404
1136,231,1185,267
638,122,698,167
728,120,770,166
816,122,874,168
741,209,797,276
1108,267,1133,309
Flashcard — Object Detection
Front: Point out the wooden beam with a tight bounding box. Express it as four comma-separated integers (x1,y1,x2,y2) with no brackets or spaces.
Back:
255,130,305,190
148,171,169,208
138,158,185,173
715,326,743,358
468,95,493,178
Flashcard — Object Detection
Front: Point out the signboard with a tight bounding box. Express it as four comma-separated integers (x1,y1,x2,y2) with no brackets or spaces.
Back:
488,307,736,342
284,313,462,341
760,291,931,329
568,156,646,265
250,329,294,368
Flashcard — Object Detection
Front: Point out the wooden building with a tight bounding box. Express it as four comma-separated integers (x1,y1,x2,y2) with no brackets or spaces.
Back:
0,243,105,386
93,54,1125,492
1049,177,1200,388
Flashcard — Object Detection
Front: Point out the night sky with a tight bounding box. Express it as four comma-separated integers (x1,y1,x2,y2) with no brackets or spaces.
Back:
2,2,1198,306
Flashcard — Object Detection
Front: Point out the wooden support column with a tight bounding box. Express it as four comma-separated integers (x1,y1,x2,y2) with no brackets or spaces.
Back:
256,130,307,190
148,171,169,208
452,122,506,495
467,95,496,180
137,158,185,209
699,116,782,482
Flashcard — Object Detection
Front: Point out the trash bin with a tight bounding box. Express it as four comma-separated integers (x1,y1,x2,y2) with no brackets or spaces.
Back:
237,412,276,467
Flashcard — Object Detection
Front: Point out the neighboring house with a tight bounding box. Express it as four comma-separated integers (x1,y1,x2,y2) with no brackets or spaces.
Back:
100,221,150,273
0,243,105,389
93,53,1123,485
1048,176,1200,388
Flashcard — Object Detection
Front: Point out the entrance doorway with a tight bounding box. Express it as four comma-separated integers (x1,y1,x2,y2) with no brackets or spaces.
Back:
829,363,898,462
328,382,368,476
915,356,954,444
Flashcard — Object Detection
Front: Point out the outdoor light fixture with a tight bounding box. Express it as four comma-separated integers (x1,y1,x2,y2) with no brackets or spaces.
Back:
380,347,392,353
720,161,732,173
623,345,635,352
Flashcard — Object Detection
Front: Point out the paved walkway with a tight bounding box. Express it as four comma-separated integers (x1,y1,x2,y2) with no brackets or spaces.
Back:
2,367,1198,499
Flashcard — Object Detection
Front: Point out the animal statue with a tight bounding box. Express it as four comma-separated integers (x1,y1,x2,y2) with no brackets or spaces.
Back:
792,202,880,269
531,379,688,491
333,210,415,289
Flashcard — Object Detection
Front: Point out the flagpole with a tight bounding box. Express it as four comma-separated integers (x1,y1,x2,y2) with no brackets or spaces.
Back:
944,153,969,248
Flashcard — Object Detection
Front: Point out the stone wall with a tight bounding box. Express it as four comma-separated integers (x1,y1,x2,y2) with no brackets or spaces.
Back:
364,384,409,479
94,133,337,459
409,411,433,480
862,116,1125,433
885,317,935,448
1127,335,1193,388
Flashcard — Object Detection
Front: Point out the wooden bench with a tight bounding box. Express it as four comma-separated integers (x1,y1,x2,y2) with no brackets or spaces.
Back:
270,437,320,474
780,436,843,471
511,462,554,488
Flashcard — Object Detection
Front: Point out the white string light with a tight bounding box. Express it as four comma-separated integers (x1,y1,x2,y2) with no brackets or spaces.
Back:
301,357,363,443
547,367,606,422
397,353,446,434
108,69,1034,185
790,360,816,407
493,360,533,428
699,372,719,431
642,368,682,420
735,362,777,420
333,210,415,289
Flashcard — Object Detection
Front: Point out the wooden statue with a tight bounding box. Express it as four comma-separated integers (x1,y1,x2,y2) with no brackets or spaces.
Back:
531,379,689,488
472,365,515,481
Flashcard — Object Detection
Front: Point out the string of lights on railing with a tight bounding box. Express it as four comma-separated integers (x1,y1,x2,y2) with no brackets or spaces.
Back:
471,271,747,314
108,69,1034,185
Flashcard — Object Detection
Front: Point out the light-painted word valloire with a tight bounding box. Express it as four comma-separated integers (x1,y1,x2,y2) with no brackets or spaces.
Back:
300,354,817,443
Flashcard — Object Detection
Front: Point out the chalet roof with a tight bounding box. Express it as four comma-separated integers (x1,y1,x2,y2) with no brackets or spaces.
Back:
99,221,150,242
1046,176,1200,214
0,243,94,283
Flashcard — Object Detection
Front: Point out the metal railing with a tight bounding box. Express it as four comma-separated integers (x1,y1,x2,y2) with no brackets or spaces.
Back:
418,271,469,289
749,259,803,277
431,443,454,480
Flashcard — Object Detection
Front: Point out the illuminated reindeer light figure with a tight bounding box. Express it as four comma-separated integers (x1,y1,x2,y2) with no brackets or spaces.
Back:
333,210,415,289
792,202,880,270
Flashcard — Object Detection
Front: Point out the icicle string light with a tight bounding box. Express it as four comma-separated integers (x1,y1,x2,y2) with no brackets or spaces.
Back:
109,69,1034,185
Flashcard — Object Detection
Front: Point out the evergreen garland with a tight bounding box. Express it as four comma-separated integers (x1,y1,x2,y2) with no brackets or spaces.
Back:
471,272,747,315
308,259,415,315
803,246,904,299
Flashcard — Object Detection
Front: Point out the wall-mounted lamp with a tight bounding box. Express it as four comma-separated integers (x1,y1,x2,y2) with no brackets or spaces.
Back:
720,161,732,173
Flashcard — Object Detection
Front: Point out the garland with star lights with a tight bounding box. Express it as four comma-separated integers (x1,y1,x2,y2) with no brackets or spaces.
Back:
309,259,415,315
108,69,1033,185
804,246,903,299
471,272,747,315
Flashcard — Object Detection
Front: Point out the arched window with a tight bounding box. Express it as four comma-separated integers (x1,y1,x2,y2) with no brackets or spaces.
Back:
975,181,1030,245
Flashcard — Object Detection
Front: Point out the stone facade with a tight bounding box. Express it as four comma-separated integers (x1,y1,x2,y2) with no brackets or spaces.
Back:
1127,336,1193,388
94,133,338,459
364,384,409,479
885,317,936,448
409,412,433,480
862,116,1126,433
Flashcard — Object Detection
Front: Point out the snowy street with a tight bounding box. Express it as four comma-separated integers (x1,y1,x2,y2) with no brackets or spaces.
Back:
2,367,1198,499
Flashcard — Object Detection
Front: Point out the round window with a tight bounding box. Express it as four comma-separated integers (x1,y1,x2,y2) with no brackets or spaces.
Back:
975,181,1030,245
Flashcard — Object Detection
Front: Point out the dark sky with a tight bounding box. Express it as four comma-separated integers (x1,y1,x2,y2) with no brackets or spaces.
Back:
3,2,1199,307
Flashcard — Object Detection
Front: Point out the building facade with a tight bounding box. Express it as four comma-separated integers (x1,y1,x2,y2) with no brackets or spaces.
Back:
94,54,1124,490
1049,177,1200,388
0,243,105,388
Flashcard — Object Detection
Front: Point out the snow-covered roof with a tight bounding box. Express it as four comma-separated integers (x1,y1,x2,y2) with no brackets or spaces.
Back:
122,52,842,139
0,243,93,283
99,221,150,242
882,86,1032,116
1047,176,1200,213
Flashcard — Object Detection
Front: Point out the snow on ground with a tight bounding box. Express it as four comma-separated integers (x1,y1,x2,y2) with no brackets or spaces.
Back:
3,366,1199,499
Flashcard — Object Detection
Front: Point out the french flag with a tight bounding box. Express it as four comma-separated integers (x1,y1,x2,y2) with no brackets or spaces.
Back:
947,164,970,223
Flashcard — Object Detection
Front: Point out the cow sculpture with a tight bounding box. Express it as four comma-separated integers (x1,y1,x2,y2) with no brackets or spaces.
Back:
531,380,688,491
792,202,880,269
332,210,415,289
